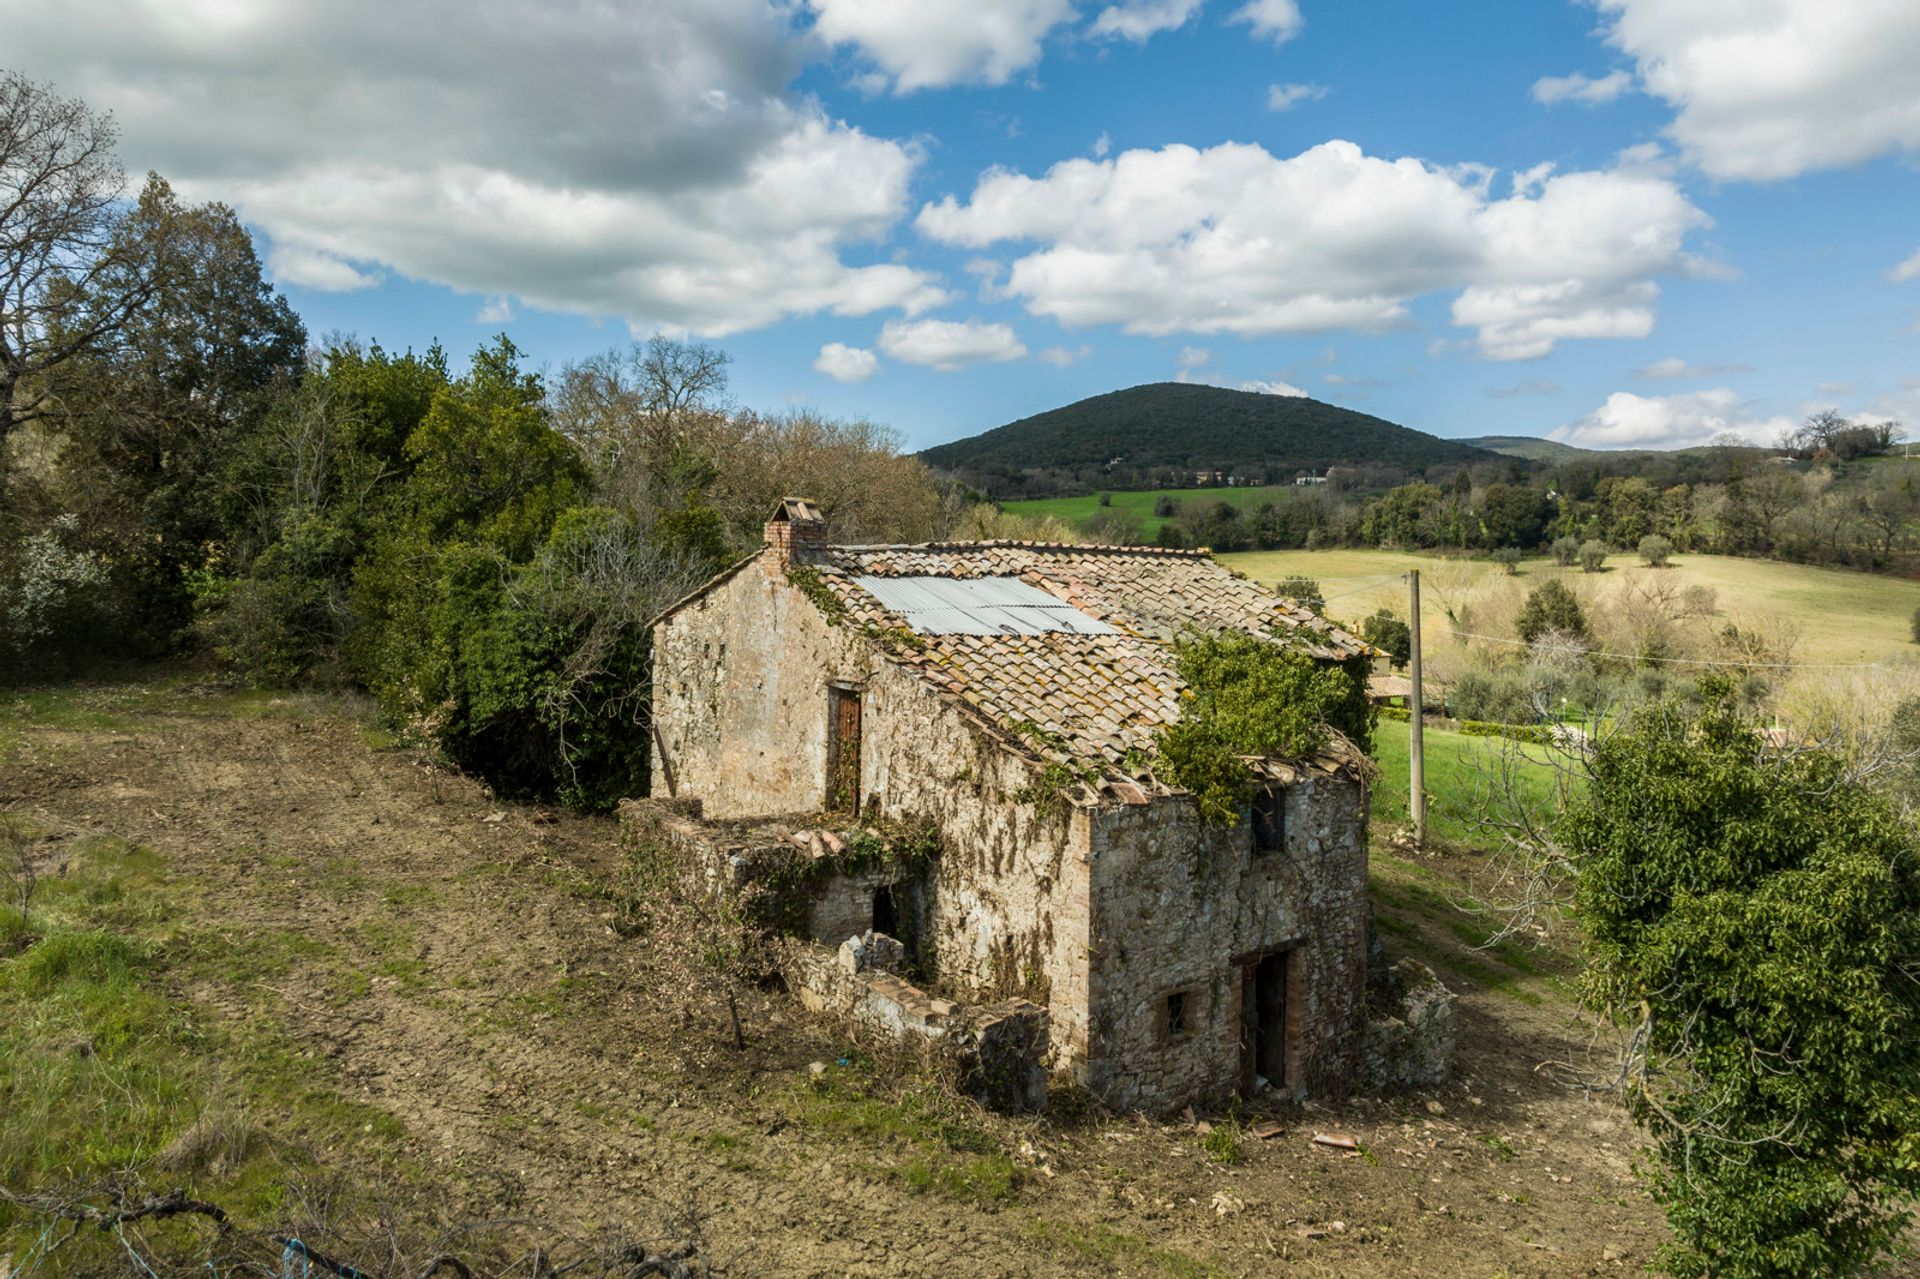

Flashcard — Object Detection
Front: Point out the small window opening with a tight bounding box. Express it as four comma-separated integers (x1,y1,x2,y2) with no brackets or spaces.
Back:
1166,990,1191,1039
1252,787,1286,855
871,884,899,937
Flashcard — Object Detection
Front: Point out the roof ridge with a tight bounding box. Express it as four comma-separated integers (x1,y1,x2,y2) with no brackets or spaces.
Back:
828,539,1212,558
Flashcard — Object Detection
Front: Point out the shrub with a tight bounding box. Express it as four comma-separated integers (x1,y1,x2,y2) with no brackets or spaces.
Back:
1446,670,1540,725
1096,491,1112,507
1360,609,1411,667
1637,534,1673,567
1273,575,1324,611
1551,535,1581,567
1578,540,1608,573
1491,546,1521,575
1515,579,1589,646
1151,494,1178,519
0,514,111,675
1154,633,1357,825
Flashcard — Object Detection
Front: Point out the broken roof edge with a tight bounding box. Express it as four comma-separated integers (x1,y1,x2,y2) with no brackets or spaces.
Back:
643,550,765,633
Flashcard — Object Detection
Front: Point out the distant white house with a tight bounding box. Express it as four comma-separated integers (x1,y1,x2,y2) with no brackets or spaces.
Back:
1295,472,1328,486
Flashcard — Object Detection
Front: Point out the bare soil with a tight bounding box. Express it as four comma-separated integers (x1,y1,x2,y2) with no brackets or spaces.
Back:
1,678,1670,1277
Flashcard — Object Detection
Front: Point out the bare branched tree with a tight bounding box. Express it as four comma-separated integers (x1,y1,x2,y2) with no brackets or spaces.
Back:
0,71,147,443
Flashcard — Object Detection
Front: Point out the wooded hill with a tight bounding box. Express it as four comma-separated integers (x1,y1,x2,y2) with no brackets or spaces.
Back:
920,382,1497,497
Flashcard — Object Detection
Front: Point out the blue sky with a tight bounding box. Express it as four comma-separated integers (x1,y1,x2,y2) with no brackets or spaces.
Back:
12,0,1919,453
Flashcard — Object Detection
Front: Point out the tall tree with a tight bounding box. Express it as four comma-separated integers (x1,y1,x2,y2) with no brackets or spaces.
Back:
0,71,147,443
52,174,305,642
1568,686,1920,1278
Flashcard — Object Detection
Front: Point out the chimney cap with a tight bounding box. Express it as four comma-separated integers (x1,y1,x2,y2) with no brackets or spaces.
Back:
770,496,825,525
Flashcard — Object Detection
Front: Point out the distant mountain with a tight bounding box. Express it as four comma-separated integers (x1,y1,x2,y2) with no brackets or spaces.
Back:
1462,435,1601,464
921,383,1497,494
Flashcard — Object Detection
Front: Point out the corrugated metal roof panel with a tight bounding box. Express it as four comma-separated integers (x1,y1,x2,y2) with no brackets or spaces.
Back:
852,575,1116,636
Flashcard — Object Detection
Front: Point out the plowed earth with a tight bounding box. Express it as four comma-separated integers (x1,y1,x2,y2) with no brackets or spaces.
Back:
1,677,1667,1277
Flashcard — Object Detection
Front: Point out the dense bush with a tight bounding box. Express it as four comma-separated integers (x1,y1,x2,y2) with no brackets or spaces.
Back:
1515,579,1589,646
1154,633,1361,825
1637,534,1673,567
1273,575,1324,610
1568,682,1920,1278
1578,540,1608,573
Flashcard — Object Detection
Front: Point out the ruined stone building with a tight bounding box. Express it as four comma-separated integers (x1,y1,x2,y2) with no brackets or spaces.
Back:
645,498,1380,1110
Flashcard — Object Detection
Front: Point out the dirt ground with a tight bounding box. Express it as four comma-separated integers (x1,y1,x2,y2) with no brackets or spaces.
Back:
0,677,1672,1277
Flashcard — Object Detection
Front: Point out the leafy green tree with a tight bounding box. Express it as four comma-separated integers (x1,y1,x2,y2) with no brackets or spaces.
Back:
1492,546,1522,575
50,174,307,648
1360,609,1411,667
1566,685,1920,1278
1515,579,1588,645
1550,535,1581,567
398,336,584,558
1637,534,1674,567
1578,539,1608,573
1478,482,1551,549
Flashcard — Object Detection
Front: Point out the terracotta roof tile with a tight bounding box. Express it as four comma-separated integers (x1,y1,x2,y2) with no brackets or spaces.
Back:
800,540,1373,796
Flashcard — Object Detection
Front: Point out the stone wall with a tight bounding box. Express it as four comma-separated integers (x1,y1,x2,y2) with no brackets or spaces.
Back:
651,551,1373,1112
789,934,1050,1113
1081,772,1370,1111
651,557,1093,1059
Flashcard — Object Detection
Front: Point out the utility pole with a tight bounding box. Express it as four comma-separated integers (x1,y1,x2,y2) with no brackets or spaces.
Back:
1408,569,1426,845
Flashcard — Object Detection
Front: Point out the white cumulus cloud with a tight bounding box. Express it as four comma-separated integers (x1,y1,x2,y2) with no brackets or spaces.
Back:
6,0,949,336
1891,249,1920,284
1229,0,1302,45
1241,379,1309,397
918,139,1710,360
814,342,879,382
808,0,1077,91
877,318,1027,370
1530,69,1632,106
1089,0,1205,41
474,297,515,325
1551,388,1792,449
1597,0,1920,180
1266,82,1329,112
266,243,381,292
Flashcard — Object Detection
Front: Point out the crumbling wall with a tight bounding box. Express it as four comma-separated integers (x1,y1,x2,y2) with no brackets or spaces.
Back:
1362,958,1455,1091
1081,772,1370,1111
650,556,1093,1060
790,933,1049,1113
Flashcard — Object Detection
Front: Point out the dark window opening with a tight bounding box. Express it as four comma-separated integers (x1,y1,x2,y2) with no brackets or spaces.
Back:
871,884,899,937
1252,787,1286,855
1166,990,1191,1039
827,686,862,813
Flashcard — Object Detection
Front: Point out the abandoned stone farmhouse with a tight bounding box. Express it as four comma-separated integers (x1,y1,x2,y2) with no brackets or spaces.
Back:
643,498,1384,1111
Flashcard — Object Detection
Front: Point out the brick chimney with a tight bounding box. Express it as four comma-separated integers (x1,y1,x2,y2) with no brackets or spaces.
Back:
764,496,828,569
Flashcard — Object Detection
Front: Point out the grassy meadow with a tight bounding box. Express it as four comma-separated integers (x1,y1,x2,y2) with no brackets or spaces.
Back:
1218,547,1920,667
1004,484,1304,539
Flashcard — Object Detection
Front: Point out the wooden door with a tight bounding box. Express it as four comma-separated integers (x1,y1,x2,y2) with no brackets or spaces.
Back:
828,687,862,813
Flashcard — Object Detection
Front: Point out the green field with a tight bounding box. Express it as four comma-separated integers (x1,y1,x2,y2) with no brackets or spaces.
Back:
1369,717,1570,844
1217,548,1920,666
1004,484,1303,538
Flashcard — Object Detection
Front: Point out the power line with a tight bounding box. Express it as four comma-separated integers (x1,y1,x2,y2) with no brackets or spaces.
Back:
1439,626,1894,671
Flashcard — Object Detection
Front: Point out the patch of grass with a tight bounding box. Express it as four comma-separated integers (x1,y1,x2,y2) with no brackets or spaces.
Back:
1370,718,1568,844
0,825,415,1258
789,1063,1020,1203
1197,1123,1242,1164
1023,1220,1219,1279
